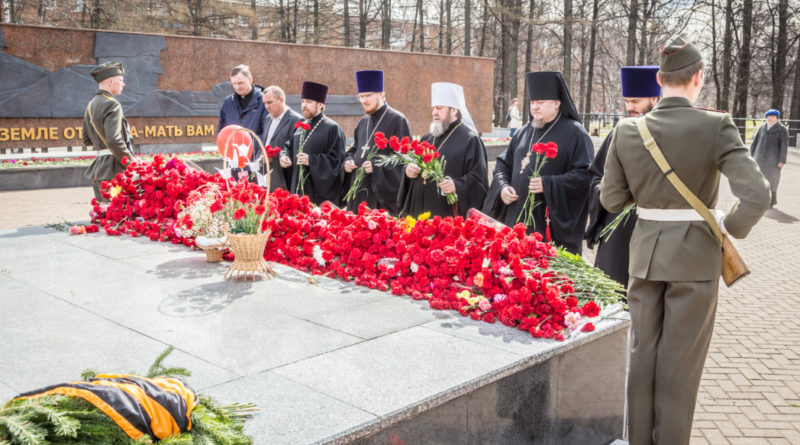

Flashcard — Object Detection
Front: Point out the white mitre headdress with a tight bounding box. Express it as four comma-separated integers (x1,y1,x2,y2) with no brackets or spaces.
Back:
431,82,475,132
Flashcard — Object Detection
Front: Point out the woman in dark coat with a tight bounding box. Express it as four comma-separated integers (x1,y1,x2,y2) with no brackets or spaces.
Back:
750,109,788,208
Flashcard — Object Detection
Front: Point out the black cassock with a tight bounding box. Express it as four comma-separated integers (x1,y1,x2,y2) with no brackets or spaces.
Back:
398,119,488,218
282,113,345,206
584,132,635,288
343,104,411,215
483,114,593,254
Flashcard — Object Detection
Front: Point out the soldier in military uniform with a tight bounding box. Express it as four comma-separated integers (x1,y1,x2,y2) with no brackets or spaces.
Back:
83,61,134,202
600,35,770,444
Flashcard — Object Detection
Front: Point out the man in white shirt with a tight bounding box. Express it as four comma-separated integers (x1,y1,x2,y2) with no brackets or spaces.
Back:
262,85,303,190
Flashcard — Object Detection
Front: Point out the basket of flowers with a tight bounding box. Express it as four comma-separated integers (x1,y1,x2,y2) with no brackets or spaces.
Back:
176,184,230,262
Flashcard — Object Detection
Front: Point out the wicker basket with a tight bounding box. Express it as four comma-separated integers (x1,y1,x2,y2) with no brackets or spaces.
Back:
225,231,274,281
201,245,226,263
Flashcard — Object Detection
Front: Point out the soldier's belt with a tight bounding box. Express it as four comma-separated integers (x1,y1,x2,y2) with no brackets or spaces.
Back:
637,207,724,221
95,149,113,157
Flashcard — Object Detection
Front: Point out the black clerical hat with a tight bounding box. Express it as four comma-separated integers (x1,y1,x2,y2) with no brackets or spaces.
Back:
525,71,581,123
620,66,661,98
301,81,329,104
356,70,384,93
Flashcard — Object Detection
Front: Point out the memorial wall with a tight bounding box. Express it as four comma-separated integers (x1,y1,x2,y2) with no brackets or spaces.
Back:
0,24,494,150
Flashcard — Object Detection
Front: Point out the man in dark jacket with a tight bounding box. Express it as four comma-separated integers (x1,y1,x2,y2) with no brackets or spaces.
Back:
218,65,269,178
262,85,303,191
750,109,788,208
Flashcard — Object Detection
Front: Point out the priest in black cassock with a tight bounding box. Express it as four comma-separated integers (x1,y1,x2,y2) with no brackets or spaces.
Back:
482,71,593,254
584,66,660,287
342,70,411,215
398,82,488,218
280,81,346,206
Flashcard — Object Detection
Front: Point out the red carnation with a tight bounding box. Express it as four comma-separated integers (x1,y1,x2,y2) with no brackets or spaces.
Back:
255,204,266,215
389,136,401,151
374,132,388,149
265,145,282,158
581,322,596,332
581,301,600,318
234,208,247,220
544,142,558,159
295,121,311,130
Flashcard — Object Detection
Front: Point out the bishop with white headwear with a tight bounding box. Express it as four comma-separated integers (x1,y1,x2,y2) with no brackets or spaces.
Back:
397,82,488,217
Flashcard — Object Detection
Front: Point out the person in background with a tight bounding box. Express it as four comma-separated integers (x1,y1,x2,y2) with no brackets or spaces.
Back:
584,65,661,289
750,109,788,208
83,61,134,203
262,85,303,191
218,64,269,180
507,98,522,137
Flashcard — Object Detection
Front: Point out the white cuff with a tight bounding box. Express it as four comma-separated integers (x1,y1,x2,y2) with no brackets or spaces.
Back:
717,214,729,236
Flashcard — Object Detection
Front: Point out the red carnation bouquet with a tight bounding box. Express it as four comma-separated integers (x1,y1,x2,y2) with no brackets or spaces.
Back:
210,175,274,235
373,133,458,204
517,141,558,227
343,131,386,204
294,121,313,196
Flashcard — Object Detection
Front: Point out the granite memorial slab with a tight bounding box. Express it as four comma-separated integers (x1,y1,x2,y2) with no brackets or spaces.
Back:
0,225,629,443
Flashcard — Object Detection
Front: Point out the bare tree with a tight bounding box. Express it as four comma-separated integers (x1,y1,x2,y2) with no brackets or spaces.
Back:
380,0,390,49
583,0,599,122
479,0,489,56
465,0,471,55
733,0,753,135
770,0,789,110
343,0,351,46
720,0,733,111
790,39,800,144
250,0,257,40
313,0,320,44
446,0,452,53
563,0,573,85
626,0,638,65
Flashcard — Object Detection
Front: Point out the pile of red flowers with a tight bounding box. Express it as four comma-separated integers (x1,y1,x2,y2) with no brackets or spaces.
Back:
91,156,602,340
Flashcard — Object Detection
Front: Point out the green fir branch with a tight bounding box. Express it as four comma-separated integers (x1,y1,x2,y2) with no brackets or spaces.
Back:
146,346,191,379
0,413,48,445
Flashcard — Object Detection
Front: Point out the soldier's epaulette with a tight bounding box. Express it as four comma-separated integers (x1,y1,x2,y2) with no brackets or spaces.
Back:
694,107,728,114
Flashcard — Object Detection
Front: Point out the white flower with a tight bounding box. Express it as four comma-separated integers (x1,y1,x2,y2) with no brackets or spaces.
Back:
493,293,507,303
482,258,491,268
410,262,419,273
565,312,582,329
313,245,326,266
367,219,378,230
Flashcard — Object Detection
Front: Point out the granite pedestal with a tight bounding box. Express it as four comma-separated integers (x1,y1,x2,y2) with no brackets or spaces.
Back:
0,225,629,444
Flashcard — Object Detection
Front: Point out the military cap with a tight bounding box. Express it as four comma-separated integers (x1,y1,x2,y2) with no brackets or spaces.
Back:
91,61,124,83
659,34,702,72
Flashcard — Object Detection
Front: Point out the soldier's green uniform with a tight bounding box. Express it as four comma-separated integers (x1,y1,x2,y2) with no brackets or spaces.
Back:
83,62,133,202
600,35,771,445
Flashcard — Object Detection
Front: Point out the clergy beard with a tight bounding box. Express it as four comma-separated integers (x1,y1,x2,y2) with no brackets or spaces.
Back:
430,116,453,137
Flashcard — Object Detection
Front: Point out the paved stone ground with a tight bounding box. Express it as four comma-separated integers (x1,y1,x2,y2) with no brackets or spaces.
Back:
0,148,798,444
